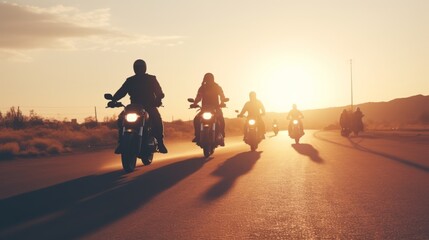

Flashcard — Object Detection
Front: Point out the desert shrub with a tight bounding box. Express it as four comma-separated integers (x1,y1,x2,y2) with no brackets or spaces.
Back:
0,131,22,144
164,120,194,140
0,142,20,159
19,138,65,156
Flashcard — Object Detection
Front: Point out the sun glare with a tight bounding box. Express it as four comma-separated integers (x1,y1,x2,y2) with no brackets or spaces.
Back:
256,64,319,112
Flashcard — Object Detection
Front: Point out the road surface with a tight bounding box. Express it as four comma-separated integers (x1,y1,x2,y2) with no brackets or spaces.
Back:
1,130,428,239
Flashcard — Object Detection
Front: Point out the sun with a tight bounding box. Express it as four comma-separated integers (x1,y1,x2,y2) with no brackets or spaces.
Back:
255,64,319,112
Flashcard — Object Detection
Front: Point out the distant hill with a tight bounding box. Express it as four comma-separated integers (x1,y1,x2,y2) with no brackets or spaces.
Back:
260,95,429,130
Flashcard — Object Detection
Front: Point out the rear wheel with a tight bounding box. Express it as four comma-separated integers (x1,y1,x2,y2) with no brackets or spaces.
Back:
141,153,153,165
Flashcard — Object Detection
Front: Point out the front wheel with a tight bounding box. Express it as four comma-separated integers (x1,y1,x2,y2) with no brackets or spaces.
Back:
121,133,137,173
250,144,258,151
203,146,213,158
121,153,137,173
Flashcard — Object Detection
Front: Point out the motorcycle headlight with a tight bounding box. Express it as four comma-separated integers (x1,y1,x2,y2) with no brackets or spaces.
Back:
248,119,256,125
202,112,213,120
125,113,139,122
273,124,277,127
293,120,299,125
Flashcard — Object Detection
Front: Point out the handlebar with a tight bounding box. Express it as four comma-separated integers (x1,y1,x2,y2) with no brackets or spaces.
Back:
106,101,124,108
188,103,227,109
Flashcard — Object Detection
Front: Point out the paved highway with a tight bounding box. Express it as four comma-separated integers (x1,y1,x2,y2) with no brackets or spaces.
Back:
1,130,428,239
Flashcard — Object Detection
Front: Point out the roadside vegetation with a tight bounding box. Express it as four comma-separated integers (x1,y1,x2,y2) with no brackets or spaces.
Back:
2,100,427,159
0,107,243,160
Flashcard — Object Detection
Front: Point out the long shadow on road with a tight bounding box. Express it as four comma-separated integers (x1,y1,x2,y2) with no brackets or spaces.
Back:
0,157,205,240
313,131,429,173
347,138,429,173
292,143,324,163
203,151,262,201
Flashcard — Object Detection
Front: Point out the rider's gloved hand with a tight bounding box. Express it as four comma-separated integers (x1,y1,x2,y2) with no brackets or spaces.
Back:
155,98,163,107
107,101,117,108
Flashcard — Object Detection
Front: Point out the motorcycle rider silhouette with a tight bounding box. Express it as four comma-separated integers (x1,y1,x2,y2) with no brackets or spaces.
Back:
237,91,266,139
340,109,350,129
352,107,365,134
191,73,227,146
287,104,304,136
340,109,352,136
110,59,168,153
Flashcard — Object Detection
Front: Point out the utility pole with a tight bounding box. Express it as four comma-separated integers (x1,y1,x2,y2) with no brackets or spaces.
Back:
94,106,98,123
350,59,354,112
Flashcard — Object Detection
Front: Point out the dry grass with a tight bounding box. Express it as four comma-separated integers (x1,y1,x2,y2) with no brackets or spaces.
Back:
0,125,117,159
0,119,245,160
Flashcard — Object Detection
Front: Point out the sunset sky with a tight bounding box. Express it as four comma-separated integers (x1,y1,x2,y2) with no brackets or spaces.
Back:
0,0,428,121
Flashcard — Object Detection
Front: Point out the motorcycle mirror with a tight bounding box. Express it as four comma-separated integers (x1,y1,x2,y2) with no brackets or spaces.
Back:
104,93,113,100
187,98,195,103
224,98,230,102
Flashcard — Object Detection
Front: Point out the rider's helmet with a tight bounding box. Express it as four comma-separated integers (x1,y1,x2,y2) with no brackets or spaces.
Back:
249,91,256,101
133,59,147,75
203,73,214,85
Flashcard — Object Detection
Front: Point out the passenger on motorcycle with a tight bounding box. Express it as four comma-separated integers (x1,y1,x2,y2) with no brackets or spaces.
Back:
353,107,364,131
191,73,227,145
237,91,266,139
111,59,168,153
287,104,304,135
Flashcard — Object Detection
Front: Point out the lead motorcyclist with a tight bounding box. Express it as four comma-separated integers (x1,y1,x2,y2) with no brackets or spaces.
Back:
287,104,304,135
237,91,266,139
110,59,168,153
191,73,227,146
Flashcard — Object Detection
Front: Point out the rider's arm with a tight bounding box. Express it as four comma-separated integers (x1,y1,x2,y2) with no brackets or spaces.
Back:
239,102,248,116
194,86,203,104
218,86,227,103
260,101,266,116
113,79,129,101
152,76,165,100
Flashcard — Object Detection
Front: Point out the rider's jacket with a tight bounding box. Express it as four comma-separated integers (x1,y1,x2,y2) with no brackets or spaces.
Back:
196,82,226,109
113,73,164,108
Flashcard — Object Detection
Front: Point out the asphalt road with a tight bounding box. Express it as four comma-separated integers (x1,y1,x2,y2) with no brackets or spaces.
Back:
1,130,428,239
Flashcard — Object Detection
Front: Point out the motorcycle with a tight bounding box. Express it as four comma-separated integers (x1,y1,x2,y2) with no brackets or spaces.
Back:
351,117,364,136
288,119,304,144
341,113,363,137
105,93,158,173
237,112,263,151
273,123,279,136
341,127,351,137
188,98,229,158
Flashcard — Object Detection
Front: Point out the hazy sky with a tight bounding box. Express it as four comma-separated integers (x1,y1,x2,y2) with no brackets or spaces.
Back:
1,0,428,121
